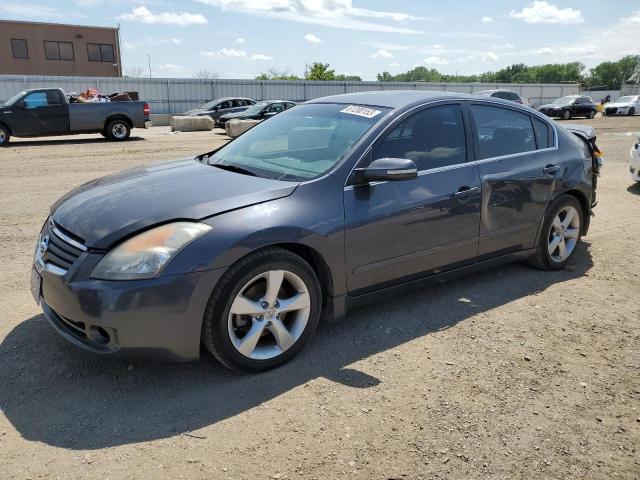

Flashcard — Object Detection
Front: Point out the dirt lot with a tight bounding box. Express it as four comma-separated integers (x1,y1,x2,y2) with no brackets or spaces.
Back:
1,117,639,479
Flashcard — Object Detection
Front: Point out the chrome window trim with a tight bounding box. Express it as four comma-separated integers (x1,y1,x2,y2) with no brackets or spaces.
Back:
49,218,88,252
343,97,558,190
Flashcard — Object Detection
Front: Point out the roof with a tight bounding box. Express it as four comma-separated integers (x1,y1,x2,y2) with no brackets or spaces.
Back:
0,19,119,31
306,90,464,108
474,89,515,94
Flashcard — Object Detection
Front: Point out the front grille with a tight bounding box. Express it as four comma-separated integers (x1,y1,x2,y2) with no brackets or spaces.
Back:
42,219,86,271
605,107,618,114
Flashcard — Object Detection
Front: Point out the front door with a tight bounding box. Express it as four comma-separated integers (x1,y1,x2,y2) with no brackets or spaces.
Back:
344,103,481,295
12,90,67,136
468,103,558,258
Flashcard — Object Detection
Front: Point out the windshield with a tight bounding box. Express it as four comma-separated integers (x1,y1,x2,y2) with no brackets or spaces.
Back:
614,96,638,103
3,91,26,106
206,103,390,181
242,101,270,115
550,96,576,105
199,100,220,110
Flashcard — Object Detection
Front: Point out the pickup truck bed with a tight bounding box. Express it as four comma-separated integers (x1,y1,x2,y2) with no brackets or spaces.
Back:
0,88,150,146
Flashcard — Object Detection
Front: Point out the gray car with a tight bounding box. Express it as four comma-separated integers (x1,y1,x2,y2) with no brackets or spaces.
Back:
183,97,256,123
32,91,599,371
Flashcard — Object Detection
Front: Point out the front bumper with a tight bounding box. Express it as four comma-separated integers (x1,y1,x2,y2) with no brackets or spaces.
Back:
630,145,640,182
36,265,225,361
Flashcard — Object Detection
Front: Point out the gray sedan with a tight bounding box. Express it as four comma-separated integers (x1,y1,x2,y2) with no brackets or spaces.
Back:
32,91,599,371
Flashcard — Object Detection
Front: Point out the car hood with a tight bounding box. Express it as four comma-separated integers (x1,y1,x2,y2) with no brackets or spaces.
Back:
606,102,633,108
220,112,249,120
51,159,298,249
183,109,212,116
539,103,570,109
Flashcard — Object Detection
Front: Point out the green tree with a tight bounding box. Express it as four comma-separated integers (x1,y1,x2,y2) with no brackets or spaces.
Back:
255,68,301,80
305,62,336,80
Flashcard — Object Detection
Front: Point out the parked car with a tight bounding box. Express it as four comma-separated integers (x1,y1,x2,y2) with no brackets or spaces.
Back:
603,95,640,116
538,95,597,120
630,136,640,182
217,100,297,127
183,97,256,123
474,89,529,107
0,88,150,145
31,91,599,372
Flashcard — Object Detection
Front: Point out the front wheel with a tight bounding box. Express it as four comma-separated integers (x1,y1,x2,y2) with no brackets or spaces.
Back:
587,110,596,119
106,119,131,141
629,107,636,116
0,124,10,146
529,194,583,271
202,247,322,372
561,109,571,120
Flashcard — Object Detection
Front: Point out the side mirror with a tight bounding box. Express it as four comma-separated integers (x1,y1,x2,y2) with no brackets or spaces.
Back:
263,111,277,117
353,157,418,184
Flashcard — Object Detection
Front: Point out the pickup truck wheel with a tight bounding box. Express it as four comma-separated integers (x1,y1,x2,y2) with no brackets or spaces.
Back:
106,120,131,141
0,124,10,146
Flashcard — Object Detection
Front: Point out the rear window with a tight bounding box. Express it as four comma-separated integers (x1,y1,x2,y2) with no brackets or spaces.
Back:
470,104,535,159
532,116,552,149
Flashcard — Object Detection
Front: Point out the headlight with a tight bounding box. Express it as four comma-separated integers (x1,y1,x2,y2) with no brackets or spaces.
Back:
92,222,212,280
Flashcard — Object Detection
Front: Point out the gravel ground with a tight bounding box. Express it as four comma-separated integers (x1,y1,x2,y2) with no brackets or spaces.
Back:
0,117,639,479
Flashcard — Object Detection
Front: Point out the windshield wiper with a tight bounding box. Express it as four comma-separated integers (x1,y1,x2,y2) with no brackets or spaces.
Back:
209,162,257,177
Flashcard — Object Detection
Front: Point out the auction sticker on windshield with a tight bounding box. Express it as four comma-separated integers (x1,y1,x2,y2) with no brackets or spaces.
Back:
340,105,382,118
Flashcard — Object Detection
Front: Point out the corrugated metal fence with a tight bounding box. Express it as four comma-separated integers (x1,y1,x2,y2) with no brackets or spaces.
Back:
621,84,640,96
0,75,581,114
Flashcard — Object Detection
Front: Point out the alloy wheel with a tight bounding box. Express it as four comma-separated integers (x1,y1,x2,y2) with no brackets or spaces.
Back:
112,123,128,139
227,270,311,360
548,205,580,263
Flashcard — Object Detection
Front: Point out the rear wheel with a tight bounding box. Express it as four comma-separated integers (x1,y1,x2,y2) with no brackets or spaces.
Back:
0,124,10,146
561,109,571,120
202,247,322,372
530,194,583,271
106,119,131,141
587,110,596,119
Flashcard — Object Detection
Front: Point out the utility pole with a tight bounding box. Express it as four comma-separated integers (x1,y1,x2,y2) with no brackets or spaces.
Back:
148,54,152,79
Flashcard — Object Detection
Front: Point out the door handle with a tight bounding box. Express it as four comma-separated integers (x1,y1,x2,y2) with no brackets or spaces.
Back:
543,164,560,175
453,186,480,200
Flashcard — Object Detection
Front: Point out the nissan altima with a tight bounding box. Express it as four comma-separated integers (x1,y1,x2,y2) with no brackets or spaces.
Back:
32,91,600,371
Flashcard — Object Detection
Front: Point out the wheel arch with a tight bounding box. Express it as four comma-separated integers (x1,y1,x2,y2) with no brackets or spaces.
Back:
0,121,12,135
105,115,133,129
563,188,590,235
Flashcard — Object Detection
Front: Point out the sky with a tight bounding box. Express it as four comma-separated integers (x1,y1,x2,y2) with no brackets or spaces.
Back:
1,0,639,79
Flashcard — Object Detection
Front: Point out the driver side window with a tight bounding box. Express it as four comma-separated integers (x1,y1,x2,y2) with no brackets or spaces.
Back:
23,92,48,109
372,104,467,171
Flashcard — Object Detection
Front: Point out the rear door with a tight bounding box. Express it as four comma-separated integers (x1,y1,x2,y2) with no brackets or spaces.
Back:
344,102,481,294
470,103,558,259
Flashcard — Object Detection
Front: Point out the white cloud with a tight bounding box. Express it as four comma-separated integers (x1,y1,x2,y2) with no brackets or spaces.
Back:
158,63,190,74
509,1,583,24
482,16,494,22
0,2,61,17
195,0,433,34
235,37,245,44
123,41,138,50
534,45,596,58
481,52,498,62
371,49,394,59
171,38,182,45
200,48,247,59
423,56,448,66
389,62,400,68
118,6,208,26
250,54,273,61
535,47,555,56
304,33,322,44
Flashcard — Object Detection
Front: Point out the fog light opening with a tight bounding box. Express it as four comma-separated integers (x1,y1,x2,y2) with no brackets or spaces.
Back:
88,326,111,345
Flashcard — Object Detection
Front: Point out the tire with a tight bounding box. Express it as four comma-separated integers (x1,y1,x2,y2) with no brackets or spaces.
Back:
0,124,10,146
106,119,131,141
100,130,108,138
629,107,636,116
529,194,583,271
202,247,322,372
587,110,596,119
561,109,571,120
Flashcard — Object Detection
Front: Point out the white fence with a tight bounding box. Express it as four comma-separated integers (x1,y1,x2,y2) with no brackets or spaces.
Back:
621,84,640,96
0,75,581,114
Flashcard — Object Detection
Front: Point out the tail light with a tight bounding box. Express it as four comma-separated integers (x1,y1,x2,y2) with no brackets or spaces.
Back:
143,102,150,116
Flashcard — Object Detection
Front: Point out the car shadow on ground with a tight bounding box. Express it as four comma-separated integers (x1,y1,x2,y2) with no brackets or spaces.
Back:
0,244,593,450
627,183,640,195
10,137,144,147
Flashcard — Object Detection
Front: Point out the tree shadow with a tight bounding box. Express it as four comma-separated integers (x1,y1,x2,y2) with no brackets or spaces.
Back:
0,244,593,450
10,137,145,147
